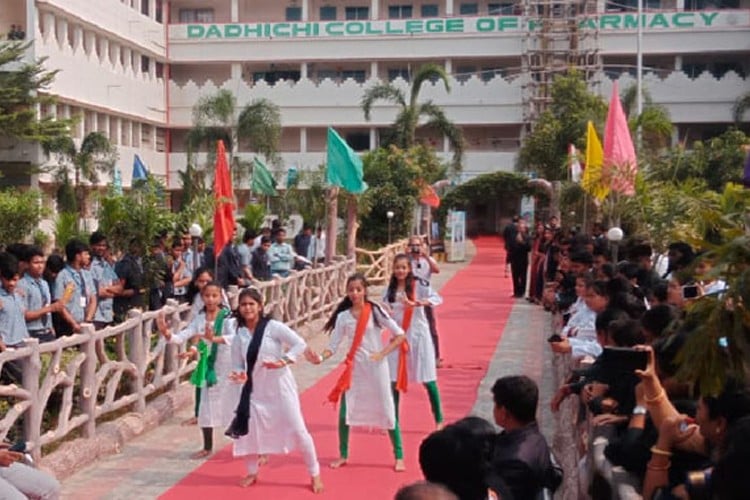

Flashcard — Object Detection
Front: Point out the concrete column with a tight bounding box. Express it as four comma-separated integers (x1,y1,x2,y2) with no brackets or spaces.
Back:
231,62,242,81
676,0,685,10
371,0,379,19
48,103,58,120
113,117,122,146
123,47,133,74
100,37,110,65
55,17,68,49
300,62,308,79
42,12,55,42
443,135,450,154
84,31,97,59
300,127,308,153
103,113,111,139
445,58,453,75
370,128,377,150
596,0,606,14
72,25,83,53
674,55,683,71
231,0,239,22
370,61,379,80
445,0,454,16
302,0,309,21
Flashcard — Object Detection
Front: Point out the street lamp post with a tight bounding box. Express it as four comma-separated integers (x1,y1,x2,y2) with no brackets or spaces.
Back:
386,211,394,245
189,223,203,274
607,226,624,263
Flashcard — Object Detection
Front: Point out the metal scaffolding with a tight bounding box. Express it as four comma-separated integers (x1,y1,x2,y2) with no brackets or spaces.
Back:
521,0,602,128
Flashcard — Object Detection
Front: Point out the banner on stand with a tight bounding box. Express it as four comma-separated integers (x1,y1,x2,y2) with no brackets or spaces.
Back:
445,210,466,262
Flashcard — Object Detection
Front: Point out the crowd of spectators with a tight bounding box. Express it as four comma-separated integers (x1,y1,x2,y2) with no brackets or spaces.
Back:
526,216,747,500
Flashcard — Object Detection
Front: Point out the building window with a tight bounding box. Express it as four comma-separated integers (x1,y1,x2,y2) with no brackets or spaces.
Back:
388,5,413,19
178,8,214,23
155,0,163,23
421,4,439,17
459,3,479,15
320,6,337,20
388,68,410,81
141,0,149,16
488,3,514,14
342,70,366,83
456,66,476,82
155,61,164,79
141,55,150,73
345,6,369,20
286,7,302,21
346,132,370,151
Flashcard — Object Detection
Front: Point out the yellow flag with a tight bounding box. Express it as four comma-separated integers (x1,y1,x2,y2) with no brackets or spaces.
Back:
582,121,609,201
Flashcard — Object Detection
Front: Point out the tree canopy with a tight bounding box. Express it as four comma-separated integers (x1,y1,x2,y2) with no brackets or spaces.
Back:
0,43,71,143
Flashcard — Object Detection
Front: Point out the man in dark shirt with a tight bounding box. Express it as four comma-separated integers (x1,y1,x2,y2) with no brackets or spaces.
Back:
250,236,272,281
114,239,144,321
216,227,243,289
490,375,562,500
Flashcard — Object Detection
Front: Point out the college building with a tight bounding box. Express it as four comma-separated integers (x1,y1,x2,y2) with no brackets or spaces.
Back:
1,0,748,227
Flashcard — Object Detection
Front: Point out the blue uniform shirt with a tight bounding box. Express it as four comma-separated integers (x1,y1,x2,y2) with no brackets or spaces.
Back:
0,286,29,346
54,266,88,323
90,257,117,324
17,274,52,332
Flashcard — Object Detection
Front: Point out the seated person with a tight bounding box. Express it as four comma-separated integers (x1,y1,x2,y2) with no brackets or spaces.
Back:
491,375,562,500
0,446,61,499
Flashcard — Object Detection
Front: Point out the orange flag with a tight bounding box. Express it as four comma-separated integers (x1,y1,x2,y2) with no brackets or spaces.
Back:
213,140,235,257
419,182,441,208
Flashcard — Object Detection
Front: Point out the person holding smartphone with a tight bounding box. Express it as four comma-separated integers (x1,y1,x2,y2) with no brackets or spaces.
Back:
0,443,61,499
408,236,442,367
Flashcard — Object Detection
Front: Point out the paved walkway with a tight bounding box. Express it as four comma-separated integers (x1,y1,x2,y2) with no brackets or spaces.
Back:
60,240,555,499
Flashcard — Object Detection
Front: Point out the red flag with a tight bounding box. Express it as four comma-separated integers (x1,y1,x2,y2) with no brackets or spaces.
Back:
419,182,441,208
603,81,638,196
213,140,235,258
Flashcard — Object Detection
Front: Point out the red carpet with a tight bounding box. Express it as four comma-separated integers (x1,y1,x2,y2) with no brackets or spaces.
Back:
160,236,513,499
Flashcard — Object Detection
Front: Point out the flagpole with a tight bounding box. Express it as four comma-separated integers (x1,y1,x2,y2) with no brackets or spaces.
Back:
636,0,643,150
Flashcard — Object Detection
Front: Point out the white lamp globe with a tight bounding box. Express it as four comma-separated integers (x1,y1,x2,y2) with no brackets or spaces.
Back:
607,227,624,242
189,223,203,238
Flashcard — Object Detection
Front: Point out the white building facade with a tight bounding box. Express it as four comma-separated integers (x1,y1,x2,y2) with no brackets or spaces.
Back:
2,0,749,212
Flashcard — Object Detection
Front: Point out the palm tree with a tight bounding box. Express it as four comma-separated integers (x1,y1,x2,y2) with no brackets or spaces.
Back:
187,89,282,189
733,91,750,123
621,84,673,153
44,131,117,223
361,63,464,168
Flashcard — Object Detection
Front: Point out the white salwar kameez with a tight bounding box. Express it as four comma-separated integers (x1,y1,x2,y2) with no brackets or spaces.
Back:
229,318,320,476
328,306,405,429
384,286,442,383
169,311,239,428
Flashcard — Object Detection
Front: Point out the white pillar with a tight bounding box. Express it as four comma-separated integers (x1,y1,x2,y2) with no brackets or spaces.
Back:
113,117,122,146
445,58,453,74
446,0,454,16
48,103,58,120
72,25,83,53
302,0,309,21
231,63,242,81
84,31,97,59
100,37,110,65
676,0,685,10
371,0,379,19
674,55,683,71
370,61,379,80
300,62,308,79
300,127,308,152
370,128,377,150
55,17,68,49
231,0,239,22
42,12,55,42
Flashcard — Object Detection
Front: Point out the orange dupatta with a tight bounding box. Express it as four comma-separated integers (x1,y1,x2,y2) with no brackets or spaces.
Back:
395,296,414,393
327,302,372,404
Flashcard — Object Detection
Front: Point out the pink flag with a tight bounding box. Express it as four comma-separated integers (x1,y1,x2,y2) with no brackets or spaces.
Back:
603,81,637,196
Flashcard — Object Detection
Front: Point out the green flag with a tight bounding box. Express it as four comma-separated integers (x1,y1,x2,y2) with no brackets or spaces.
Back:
326,127,368,194
251,157,277,196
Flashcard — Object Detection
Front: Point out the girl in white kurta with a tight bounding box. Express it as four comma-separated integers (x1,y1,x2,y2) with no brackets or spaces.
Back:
384,254,445,428
308,273,407,471
157,281,238,459
227,287,323,493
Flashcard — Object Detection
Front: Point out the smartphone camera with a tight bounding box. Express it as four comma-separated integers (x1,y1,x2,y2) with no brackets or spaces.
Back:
682,284,700,300
410,245,421,254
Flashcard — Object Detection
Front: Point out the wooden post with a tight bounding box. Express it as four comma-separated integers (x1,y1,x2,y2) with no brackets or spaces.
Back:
22,339,42,461
79,324,98,438
325,187,339,264
127,310,147,413
346,195,358,259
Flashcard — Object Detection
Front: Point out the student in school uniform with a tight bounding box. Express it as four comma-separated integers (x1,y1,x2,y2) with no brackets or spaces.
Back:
0,252,29,385
17,246,63,343
54,239,96,335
